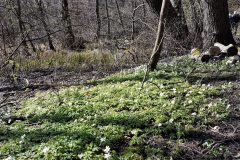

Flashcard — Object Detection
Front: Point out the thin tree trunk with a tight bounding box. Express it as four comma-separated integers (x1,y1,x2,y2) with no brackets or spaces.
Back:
35,0,55,51
115,0,125,33
131,1,137,41
149,0,170,70
16,0,28,49
96,0,101,40
141,0,146,18
1,22,7,56
105,0,111,38
62,0,75,49
16,0,36,53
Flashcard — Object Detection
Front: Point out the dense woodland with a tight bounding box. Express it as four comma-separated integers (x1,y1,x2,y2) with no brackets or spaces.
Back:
0,0,240,159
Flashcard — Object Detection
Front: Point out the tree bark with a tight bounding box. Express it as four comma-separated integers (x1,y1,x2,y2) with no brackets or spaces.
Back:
62,0,75,49
149,0,170,70
188,0,202,34
115,0,125,33
131,1,137,41
35,0,55,51
16,0,28,49
201,0,235,50
105,0,111,38
96,0,101,39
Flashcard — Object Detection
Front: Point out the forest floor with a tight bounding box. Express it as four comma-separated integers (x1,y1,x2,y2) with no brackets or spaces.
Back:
0,35,240,160
1,56,240,159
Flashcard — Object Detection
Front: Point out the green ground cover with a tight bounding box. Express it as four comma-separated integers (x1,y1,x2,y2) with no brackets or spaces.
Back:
0,58,237,160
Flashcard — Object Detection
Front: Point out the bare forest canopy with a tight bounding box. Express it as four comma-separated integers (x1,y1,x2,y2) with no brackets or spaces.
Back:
0,0,239,65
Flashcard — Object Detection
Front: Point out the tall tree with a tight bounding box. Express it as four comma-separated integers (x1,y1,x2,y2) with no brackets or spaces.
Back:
62,0,75,49
96,0,101,40
105,0,111,38
16,0,28,49
201,0,235,49
35,0,55,51
16,0,36,53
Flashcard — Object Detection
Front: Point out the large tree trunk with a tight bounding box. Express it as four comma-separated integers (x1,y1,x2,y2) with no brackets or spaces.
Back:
201,0,235,50
188,0,203,34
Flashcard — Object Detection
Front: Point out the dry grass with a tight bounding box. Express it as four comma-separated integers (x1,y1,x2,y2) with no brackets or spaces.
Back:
13,49,115,72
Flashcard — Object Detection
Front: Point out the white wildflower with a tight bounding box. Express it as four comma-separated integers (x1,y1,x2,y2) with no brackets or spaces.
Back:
159,92,164,97
191,112,197,116
103,146,111,153
188,100,193,104
226,104,231,109
172,88,177,93
160,84,164,89
104,153,111,159
158,123,162,127
169,118,174,123
211,126,220,132
131,130,138,135
78,153,84,159
42,146,50,154
8,119,11,124
100,137,106,143
21,134,26,140
208,102,213,107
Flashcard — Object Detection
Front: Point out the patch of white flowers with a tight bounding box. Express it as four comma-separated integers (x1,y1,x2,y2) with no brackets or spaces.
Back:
103,146,111,159
4,156,15,160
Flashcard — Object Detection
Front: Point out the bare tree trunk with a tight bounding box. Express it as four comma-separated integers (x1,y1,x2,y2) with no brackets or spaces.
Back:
141,0,146,18
149,0,170,70
115,0,125,33
16,0,28,49
1,22,7,56
35,0,55,51
16,0,36,53
131,1,137,41
105,0,111,38
201,0,235,50
62,0,75,49
96,0,101,39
